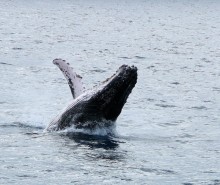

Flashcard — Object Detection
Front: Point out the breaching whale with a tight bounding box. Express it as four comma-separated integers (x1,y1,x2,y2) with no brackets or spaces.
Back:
45,59,137,132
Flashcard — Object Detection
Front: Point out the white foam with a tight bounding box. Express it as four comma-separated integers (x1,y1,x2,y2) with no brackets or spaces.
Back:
57,122,117,136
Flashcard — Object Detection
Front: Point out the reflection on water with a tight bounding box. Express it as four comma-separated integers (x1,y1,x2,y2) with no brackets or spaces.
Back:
60,132,119,150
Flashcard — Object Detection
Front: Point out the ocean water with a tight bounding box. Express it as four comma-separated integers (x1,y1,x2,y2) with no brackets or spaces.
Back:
0,0,220,184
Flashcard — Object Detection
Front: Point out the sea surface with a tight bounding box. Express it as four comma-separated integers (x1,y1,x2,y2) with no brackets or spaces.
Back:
0,0,220,184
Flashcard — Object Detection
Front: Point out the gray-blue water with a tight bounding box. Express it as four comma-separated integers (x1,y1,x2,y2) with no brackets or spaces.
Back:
0,0,220,184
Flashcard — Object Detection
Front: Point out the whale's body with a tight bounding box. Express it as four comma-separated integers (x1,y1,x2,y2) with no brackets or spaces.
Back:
45,59,137,132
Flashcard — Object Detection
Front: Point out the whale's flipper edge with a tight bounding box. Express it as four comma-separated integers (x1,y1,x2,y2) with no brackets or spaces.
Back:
53,58,84,99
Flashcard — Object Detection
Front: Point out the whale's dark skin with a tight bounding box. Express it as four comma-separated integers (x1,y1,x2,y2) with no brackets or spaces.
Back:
45,60,137,132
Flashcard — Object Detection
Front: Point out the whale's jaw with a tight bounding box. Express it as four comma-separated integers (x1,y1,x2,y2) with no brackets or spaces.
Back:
46,64,137,131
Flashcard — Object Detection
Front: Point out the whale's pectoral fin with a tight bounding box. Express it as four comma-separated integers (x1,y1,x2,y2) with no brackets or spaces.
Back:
53,59,84,99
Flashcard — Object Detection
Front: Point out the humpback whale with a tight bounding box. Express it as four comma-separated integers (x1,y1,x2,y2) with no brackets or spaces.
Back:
45,59,137,132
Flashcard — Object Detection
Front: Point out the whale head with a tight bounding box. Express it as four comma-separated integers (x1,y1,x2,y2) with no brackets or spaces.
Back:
91,64,138,121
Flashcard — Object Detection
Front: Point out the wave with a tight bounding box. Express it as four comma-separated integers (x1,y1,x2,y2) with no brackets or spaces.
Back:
0,121,44,130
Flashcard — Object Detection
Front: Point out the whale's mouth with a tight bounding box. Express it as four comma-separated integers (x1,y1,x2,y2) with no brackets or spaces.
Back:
92,65,138,121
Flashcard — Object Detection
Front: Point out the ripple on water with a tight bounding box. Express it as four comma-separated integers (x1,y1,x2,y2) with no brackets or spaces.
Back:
140,168,176,175
12,47,23,50
190,106,208,110
134,56,146,59
89,68,107,73
118,56,132,60
170,82,180,85
212,179,220,185
155,104,177,108
0,62,13,66
16,175,38,178
158,122,179,127
213,87,220,92
201,58,212,63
